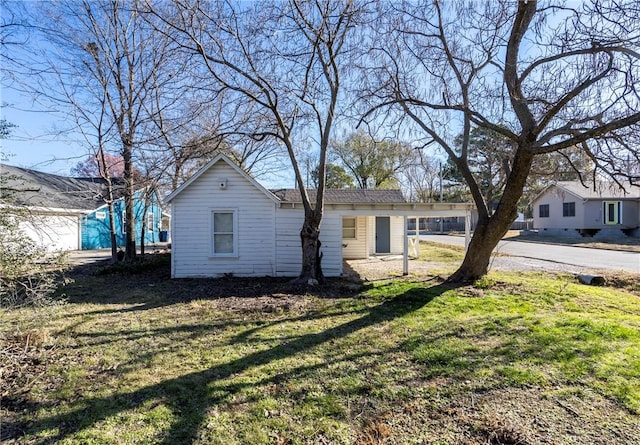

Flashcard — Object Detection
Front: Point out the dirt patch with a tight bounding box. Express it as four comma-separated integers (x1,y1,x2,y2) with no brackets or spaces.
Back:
446,387,640,445
61,253,367,312
373,386,640,445
0,330,57,442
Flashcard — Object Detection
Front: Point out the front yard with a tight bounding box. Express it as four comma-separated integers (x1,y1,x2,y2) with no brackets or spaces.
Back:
1,243,639,444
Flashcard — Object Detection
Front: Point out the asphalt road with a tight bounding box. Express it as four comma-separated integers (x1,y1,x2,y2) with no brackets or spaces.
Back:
421,234,640,275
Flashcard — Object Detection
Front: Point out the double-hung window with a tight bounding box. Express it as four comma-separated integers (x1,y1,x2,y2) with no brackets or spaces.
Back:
342,217,357,239
211,210,237,256
562,202,575,217
147,212,154,233
539,204,549,218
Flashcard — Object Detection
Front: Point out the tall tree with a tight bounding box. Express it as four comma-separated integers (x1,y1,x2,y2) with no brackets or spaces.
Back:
331,130,414,189
311,163,354,189
151,0,365,284
78,0,171,261
365,0,640,281
9,0,181,261
399,150,440,203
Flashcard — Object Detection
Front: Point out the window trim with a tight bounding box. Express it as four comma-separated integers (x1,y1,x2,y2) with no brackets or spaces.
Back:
147,212,154,233
342,217,357,240
210,209,238,257
539,204,549,218
122,210,127,234
562,201,576,217
603,201,621,225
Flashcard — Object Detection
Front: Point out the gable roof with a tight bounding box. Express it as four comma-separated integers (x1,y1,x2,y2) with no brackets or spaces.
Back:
0,163,123,211
164,153,280,204
536,180,640,201
271,188,406,204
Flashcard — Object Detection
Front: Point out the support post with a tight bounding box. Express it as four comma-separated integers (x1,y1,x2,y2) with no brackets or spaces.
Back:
414,216,420,258
403,215,409,276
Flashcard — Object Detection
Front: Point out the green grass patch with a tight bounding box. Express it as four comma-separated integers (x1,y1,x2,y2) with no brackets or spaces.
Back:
2,247,639,444
418,240,466,263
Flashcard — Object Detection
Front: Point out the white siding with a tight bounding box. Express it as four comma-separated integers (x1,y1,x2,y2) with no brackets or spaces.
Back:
533,188,583,230
171,162,276,278
274,208,343,277
274,208,303,276
390,216,405,254
320,211,342,276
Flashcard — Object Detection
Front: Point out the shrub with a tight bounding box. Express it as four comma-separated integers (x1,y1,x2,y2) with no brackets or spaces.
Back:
0,214,68,308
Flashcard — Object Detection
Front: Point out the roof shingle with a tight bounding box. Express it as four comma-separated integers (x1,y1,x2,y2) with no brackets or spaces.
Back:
0,163,123,210
270,188,406,204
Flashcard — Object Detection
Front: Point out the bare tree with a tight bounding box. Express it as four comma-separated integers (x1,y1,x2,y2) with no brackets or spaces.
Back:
79,0,174,261
399,150,440,203
150,0,365,284
364,0,640,281
16,0,182,261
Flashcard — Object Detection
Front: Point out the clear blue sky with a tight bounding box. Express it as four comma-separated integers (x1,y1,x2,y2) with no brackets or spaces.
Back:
1,84,87,175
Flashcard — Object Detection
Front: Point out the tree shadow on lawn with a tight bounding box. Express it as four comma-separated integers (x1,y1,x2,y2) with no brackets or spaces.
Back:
17,282,457,444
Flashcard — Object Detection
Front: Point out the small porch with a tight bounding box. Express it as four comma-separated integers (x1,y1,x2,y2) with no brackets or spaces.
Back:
332,202,474,276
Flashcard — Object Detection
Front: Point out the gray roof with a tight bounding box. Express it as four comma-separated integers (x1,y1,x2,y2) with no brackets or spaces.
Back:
0,163,122,211
271,188,406,204
556,180,640,199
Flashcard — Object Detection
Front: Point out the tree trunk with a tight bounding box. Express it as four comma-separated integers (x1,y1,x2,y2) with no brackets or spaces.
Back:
447,212,512,282
140,209,146,257
124,186,136,261
448,147,535,282
293,211,325,285
123,143,136,262
107,201,118,264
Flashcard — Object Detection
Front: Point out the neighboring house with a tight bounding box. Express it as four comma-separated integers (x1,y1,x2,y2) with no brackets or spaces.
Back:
0,163,164,250
165,154,473,278
532,180,640,238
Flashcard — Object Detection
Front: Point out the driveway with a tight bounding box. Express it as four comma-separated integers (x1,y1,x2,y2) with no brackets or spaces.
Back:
421,234,640,274
67,244,170,266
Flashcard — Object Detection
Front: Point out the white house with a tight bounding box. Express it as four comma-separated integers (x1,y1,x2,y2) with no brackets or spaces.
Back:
165,154,473,278
532,181,640,238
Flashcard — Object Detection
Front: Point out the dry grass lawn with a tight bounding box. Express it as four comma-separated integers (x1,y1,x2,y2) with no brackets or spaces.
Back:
1,245,639,444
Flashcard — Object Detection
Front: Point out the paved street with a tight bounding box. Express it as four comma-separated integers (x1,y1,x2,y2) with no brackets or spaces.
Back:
421,234,640,274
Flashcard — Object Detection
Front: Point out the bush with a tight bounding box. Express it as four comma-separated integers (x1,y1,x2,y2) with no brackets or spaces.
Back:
0,215,68,308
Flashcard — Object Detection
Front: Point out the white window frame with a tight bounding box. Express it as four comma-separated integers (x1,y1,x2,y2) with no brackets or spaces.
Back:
210,209,238,257
342,217,357,239
603,201,621,225
147,212,154,233
95,211,106,220
121,210,126,234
